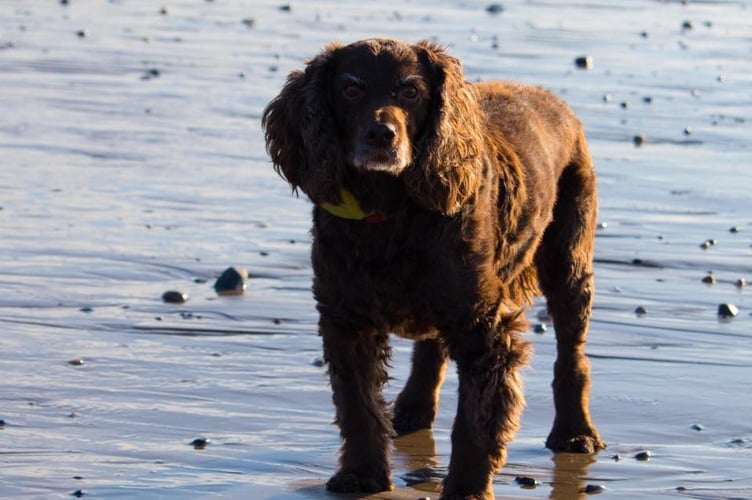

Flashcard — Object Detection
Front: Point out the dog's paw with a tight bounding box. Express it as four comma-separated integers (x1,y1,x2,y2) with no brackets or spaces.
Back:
546,429,606,454
392,399,435,435
325,470,394,494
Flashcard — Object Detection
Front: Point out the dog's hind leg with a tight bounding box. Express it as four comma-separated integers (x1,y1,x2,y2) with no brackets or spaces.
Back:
392,338,448,434
535,133,605,453
322,319,395,493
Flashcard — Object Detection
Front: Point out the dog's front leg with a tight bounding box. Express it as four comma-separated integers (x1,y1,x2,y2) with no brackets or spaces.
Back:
441,315,530,500
321,318,394,494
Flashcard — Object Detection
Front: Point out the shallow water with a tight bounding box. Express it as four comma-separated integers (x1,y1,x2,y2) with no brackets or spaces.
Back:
1,0,750,498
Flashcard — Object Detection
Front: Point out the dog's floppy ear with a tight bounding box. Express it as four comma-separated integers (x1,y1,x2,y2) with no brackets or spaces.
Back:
262,43,345,204
403,41,484,215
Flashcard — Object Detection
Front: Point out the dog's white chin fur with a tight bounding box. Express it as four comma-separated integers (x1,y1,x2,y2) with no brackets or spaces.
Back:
353,161,408,175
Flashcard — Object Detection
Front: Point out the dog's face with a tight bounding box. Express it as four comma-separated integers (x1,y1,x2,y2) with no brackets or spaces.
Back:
329,40,432,175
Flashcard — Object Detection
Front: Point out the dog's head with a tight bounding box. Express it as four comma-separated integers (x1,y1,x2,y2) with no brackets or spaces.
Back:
262,38,483,214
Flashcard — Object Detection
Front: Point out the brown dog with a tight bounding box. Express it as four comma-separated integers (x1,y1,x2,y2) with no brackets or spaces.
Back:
262,38,604,499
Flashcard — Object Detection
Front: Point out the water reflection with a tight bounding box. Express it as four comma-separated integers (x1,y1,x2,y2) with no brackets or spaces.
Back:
393,429,442,494
549,451,597,500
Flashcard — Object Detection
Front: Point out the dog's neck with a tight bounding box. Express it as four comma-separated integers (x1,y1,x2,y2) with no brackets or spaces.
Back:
319,188,386,223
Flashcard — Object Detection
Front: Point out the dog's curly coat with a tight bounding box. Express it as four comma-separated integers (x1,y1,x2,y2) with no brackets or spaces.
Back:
262,38,605,499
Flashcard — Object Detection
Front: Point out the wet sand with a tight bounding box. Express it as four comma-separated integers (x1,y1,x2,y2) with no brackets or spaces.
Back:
1,0,750,498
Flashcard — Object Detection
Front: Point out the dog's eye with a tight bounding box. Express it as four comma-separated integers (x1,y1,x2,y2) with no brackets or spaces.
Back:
342,83,365,100
398,84,419,102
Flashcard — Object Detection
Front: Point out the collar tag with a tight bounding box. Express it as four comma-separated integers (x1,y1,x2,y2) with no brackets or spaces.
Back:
320,188,385,223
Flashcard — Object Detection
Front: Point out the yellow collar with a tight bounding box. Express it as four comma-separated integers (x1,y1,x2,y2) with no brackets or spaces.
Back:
320,188,385,223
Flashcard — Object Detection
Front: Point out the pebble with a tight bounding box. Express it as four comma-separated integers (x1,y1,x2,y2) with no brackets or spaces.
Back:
682,20,694,30
735,278,746,288
699,239,716,249
701,274,715,284
574,55,593,69
533,323,547,334
76,29,88,38
597,222,608,230
691,423,704,431
242,18,255,28
634,306,647,315
717,303,738,318
633,134,645,147
729,226,741,233
515,476,540,488
214,266,248,296
79,307,93,313
68,358,85,366
190,437,210,449
142,68,161,80
635,450,652,461
162,290,187,304
583,484,606,494
610,454,621,461
0,419,5,427
485,3,505,15
312,358,324,367
683,126,693,135
71,490,85,498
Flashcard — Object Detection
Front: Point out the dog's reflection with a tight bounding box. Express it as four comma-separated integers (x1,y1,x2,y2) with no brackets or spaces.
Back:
549,451,597,500
392,429,597,498
392,429,442,493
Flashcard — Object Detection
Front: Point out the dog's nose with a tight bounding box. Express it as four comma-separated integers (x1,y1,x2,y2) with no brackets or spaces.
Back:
364,123,396,147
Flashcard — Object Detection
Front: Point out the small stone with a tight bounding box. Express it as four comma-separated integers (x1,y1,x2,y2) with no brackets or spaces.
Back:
242,18,255,28
533,323,547,334
691,88,701,97
214,266,248,295
717,303,738,318
312,358,324,367
633,134,645,147
76,29,88,38
574,55,593,69
602,93,612,102
161,290,187,304
142,68,161,80
68,358,85,366
190,437,210,449
642,96,653,104
583,484,606,495
682,20,693,30
159,6,169,15
71,490,85,498
620,101,629,109
610,454,621,461
729,226,741,233
277,4,291,11
485,3,504,15
734,278,746,288
683,126,693,135
699,239,716,249
79,307,93,313
701,274,715,284
597,222,608,230
0,419,6,427
691,423,704,431
634,306,647,316
635,450,652,461
515,476,539,488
